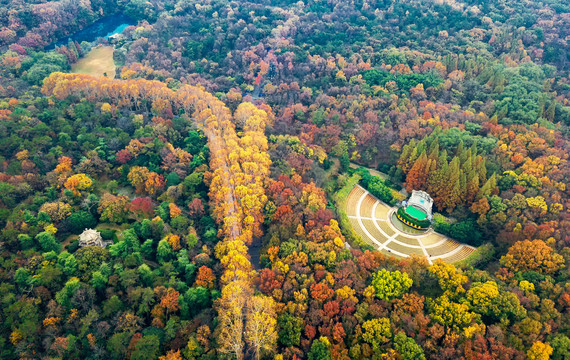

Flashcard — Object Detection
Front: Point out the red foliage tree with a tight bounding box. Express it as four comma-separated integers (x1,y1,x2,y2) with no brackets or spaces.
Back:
130,197,154,217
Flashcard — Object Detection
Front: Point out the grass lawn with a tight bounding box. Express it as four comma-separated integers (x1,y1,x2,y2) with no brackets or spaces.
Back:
72,45,116,77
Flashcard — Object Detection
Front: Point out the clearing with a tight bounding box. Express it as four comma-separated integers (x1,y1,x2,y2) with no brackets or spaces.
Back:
72,46,116,78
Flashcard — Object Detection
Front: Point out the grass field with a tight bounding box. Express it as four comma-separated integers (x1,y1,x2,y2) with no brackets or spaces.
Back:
72,46,116,78
333,174,374,250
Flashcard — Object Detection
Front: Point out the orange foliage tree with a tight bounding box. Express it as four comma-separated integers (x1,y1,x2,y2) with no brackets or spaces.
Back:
500,239,564,275
63,173,93,196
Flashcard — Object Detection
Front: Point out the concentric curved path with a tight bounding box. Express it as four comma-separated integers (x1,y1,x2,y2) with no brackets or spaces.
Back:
346,185,475,264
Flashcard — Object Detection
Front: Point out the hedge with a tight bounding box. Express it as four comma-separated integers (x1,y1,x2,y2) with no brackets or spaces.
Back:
433,216,484,246
354,167,398,206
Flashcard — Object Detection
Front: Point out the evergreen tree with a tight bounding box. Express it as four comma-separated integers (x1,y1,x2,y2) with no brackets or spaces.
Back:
477,173,497,200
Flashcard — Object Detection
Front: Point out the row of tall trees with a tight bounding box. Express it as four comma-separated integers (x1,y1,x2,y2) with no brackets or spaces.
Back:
398,136,494,213
42,72,277,359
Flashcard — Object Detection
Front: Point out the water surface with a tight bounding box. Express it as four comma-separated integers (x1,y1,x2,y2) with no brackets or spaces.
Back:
46,13,135,50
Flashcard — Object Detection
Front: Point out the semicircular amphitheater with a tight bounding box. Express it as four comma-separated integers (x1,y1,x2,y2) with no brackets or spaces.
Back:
346,185,476,264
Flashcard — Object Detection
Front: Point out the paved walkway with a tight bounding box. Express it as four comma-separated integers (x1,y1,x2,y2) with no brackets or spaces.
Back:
347,185,476,264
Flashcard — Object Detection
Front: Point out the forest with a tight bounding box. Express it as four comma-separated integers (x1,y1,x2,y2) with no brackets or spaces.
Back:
0,0,569,359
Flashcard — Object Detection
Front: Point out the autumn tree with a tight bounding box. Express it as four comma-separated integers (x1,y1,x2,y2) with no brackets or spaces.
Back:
500,240,564,275
244,295,277,360
168,203,182,218
429,259,468,298
64,173,93,196
371,269,413,301
39,201,72,223
195,266,215,289
159,288,180,317
216,280,252,359
466,281,499,316
98,193,130,223
128,166,151,194
130,197,154,217
55,156,73,174
527,341,553,360
428,295,475,331
362,318,392,352
145,172,165,196
159,350,182,360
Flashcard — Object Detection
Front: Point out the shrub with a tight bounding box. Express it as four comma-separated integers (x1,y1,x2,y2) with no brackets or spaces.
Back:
433,217,483,246
99,229,117,241
355,167,396,205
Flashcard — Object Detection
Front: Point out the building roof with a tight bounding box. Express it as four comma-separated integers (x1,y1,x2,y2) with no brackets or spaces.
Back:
407,190,433,217
78,228,104,247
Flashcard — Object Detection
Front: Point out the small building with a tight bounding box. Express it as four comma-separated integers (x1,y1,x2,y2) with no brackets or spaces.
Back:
397,190,434,229
78,228,105,248
407,190,433,219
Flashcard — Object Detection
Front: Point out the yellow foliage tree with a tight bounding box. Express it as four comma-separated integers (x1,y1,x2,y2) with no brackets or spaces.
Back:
500,240,564,275
429,259,467,298
165,234,181,251
55,156,73,174
128,166,150,194
244,295,277,360
216,280,252,360
526,196,548,216
362,318,392,352
64,173,93,196
101,103,112,113
466,281,499,315
39,201,72,222
527,341,553,360
428,295,474,331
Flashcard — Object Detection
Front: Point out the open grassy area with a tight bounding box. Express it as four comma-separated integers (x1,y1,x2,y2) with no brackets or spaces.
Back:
72,45,116,77
96,223,130,231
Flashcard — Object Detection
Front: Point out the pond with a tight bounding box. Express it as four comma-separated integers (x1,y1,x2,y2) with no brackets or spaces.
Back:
45,13,135,50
